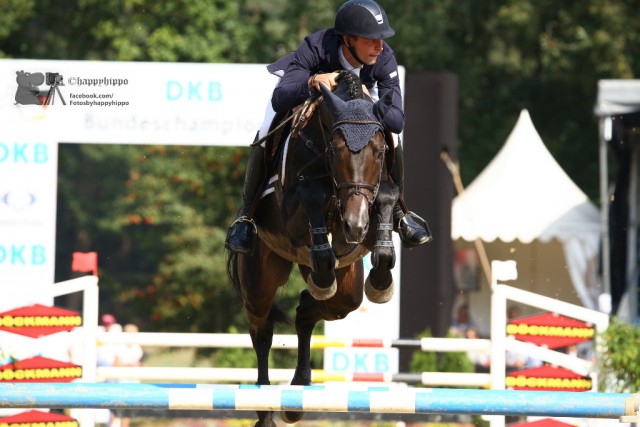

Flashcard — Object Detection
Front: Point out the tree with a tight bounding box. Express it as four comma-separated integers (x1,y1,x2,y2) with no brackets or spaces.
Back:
387,0,640,200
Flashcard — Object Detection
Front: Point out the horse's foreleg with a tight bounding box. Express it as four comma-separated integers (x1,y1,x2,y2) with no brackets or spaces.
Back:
297,180,337,300
366,180,399,303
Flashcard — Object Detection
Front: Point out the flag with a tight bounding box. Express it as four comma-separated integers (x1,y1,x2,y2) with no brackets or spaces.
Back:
71,251,98,276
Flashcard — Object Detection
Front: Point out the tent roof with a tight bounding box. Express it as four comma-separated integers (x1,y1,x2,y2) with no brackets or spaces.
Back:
452,109,600,244
595,79,640,116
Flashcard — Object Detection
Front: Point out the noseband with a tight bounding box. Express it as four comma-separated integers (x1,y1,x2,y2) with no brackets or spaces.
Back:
329,118,386,211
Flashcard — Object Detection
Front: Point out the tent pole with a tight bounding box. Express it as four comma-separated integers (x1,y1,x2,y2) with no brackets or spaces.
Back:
599,117,612,300
441,151,492,287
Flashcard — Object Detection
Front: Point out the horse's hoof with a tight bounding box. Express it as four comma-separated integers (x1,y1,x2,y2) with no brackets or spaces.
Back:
365,275,394,303
280,410,305,424
307,275,337,300
255,410,277,427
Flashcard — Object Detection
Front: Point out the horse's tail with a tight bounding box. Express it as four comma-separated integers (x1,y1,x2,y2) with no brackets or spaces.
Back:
226,249,291,326
226,249,241,297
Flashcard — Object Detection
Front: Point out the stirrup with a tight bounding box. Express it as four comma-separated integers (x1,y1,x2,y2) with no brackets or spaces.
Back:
230,215,257,231
225,216,259,254
399,211,433,248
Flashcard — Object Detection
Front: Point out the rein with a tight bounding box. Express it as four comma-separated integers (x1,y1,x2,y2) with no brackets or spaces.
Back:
291,89,386,213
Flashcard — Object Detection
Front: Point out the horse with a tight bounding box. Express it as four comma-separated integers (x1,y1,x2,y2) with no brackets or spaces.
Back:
226,71,400,427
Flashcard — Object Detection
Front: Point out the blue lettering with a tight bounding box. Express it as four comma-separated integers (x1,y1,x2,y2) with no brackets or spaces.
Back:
165,81,221,101
353,353,368,372
0,245,47,265
166,81,182,101
208,82,222,101
332,352,350,371
32,245,46,265
0,143,49,164
188,81,202,101
13,144,27,163
374,354,389,372
11,245,26,265
34,144,48,163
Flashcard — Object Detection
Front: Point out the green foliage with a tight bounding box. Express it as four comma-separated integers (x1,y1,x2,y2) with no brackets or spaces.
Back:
409,329,475,380
386,0,640,200
598,317,640,393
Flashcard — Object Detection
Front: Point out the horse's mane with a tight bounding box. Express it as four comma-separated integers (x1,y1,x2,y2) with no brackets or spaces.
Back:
334,70,364,101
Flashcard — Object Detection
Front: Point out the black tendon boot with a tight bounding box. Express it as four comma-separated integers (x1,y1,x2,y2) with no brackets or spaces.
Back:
225,143,266,254
390,144,433,248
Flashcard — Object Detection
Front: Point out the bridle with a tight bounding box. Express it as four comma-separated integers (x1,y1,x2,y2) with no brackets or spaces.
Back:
327,118,386,211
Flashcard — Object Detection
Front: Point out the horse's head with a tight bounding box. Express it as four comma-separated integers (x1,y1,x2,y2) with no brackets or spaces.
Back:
319,79,391,244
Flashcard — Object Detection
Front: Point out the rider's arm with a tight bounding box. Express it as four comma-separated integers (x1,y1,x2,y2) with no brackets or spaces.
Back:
271,37,322,113
371,52,405,134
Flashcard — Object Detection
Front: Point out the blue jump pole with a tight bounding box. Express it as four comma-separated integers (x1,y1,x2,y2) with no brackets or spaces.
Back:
0,383,635,419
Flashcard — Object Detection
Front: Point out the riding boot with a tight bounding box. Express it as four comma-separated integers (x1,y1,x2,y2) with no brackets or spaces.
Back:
389,144,433,249
225,143,266,254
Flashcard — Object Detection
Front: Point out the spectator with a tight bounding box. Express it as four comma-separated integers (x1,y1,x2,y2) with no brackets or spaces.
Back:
464,327,490,373
96,313,122,367
450,303,476,337
111,323,144,427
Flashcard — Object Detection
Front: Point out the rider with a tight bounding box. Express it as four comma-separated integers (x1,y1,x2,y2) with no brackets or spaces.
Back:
225,0,432,254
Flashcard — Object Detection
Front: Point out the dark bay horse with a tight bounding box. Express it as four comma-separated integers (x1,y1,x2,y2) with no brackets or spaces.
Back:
226,71,400,427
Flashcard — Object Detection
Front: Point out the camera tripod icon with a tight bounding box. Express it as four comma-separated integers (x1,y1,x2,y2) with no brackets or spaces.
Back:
44,72,66,105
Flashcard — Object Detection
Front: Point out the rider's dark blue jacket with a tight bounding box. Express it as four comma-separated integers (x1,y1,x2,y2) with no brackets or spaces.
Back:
267,28,405,134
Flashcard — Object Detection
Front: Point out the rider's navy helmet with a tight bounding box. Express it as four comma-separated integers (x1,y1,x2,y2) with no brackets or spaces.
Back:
335,0,395,40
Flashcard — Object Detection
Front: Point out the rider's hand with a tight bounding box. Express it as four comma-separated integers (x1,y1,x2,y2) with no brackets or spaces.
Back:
308,72,340,93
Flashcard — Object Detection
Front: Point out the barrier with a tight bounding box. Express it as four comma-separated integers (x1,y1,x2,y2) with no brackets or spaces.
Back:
95,367,491,388
0,383,637,420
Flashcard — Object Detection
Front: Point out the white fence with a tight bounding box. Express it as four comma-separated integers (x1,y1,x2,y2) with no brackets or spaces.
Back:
2,261,613,427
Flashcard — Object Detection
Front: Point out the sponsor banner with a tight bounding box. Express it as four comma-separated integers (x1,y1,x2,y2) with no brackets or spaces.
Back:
0,59,279,146
0,304,81,338
506,365,591,392
0,356,82,382
0,410,78,427
506,312,594,349
324,347,399,374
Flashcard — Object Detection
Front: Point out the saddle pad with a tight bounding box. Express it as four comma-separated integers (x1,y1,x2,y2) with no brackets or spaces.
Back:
260,133,291,199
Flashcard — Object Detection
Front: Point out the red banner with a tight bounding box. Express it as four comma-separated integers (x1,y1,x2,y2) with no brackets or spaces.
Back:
506,312,594,349
0,356,82,382
506,365,591,391
71,251,98,276
0,304,82,338
511,418,577,427
0,410,78,427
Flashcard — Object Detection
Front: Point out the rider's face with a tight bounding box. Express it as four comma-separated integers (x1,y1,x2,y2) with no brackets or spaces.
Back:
344,36,384,66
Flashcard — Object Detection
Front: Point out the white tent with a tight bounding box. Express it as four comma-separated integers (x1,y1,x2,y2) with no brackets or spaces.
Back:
452,110,601,321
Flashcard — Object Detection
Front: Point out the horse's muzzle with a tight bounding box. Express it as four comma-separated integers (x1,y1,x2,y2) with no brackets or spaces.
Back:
341,195,370,243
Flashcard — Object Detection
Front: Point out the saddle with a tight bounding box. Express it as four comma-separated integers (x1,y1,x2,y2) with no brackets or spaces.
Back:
258,97,326,191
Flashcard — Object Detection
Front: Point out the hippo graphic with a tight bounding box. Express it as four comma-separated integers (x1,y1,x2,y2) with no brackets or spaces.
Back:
15,70,45,105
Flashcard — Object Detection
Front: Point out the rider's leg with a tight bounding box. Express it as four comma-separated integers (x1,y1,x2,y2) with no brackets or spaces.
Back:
389,140,433,249
225,100,277,254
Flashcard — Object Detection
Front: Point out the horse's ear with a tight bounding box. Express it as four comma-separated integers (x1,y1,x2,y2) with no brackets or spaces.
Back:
373,89,395,122
320,82,347,115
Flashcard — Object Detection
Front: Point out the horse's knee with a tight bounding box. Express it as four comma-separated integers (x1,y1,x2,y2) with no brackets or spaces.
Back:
330,291,363,320
371,246,395,270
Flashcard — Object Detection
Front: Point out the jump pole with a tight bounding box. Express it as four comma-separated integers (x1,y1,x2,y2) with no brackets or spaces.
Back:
0,383,637,420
